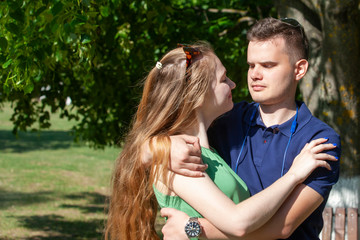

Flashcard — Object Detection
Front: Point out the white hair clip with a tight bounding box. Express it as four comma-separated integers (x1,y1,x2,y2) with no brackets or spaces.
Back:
156,61,162,69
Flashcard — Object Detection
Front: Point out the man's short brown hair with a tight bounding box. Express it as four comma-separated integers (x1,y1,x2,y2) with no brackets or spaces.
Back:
247,17,309,63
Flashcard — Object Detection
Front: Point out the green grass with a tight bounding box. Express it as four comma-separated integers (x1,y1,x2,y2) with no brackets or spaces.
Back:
0,103,164,239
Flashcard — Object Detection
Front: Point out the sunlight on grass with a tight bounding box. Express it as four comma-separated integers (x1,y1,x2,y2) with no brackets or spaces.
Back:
0,102,165,239
0,102,120,239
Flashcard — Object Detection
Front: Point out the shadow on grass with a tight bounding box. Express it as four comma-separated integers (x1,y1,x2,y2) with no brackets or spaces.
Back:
13,192,108,239
0,130,76,153
0,191,108,239
15,214,104,239
61,192,108,214
0,189,164,239
65,192,107,204
0,188,54,210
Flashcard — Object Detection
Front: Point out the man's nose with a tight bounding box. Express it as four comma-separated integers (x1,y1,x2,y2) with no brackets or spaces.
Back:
249,66,262,80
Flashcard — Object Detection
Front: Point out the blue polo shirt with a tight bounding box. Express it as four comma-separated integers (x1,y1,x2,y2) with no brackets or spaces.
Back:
208,101,340,240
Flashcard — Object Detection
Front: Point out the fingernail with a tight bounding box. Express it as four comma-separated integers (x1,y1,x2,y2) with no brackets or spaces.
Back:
335,156,338,160
333,143,337,147
324,137,329,140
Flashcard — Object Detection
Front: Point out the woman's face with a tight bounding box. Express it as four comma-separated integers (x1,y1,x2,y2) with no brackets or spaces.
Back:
201,54,236,121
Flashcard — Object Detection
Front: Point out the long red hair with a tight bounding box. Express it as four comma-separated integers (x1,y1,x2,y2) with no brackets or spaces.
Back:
104,42,216,239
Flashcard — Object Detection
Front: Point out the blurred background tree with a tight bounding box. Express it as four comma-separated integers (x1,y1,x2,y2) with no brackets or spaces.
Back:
275,0,360,175
1,0,359,175
0,0,273,146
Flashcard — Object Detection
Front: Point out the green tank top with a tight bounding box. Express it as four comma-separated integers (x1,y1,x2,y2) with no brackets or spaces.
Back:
153,147,250,218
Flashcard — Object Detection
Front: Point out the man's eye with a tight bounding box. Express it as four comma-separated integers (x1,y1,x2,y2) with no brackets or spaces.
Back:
264,64,274,68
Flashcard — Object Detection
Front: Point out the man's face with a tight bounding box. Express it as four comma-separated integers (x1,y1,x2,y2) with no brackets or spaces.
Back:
247,38,297,107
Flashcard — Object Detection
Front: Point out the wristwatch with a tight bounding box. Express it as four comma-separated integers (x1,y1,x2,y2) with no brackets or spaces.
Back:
184,217,202,239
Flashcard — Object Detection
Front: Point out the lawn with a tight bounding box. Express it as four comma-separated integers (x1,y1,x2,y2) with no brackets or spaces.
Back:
0,102,164,239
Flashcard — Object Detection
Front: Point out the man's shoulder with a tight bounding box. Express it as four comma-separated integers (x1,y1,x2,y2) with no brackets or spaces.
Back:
305,112,339,138
298,102,340,138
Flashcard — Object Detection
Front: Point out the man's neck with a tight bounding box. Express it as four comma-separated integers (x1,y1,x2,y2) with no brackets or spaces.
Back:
259,101,297,127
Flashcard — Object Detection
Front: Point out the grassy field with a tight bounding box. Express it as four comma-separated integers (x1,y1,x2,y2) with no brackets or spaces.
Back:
0,102,164,239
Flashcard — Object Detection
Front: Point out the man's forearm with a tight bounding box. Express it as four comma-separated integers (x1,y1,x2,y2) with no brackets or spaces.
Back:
199,218,239,240
198,184,323,240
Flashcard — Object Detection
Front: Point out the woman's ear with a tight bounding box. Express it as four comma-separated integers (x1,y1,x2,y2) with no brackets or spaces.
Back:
294,59,309,81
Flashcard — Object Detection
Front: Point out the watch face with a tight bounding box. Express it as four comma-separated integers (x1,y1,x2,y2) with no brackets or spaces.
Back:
185,221,201,237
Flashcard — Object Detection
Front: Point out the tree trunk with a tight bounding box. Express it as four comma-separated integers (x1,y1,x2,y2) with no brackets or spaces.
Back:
274,0,360,176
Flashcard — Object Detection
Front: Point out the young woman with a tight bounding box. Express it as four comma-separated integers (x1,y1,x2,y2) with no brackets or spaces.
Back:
104,42,337,240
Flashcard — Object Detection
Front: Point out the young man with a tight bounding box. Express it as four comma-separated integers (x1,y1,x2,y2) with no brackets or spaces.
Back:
160,17,341,239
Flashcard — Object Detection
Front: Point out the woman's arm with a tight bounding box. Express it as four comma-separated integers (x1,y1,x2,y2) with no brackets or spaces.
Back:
161,184,323,240
164,138,337,237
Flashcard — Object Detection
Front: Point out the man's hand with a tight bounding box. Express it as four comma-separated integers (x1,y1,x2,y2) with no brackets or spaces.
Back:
169,134,207,177
161,208,190,240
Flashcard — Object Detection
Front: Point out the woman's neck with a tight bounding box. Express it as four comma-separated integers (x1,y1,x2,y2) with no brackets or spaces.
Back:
183,111,211,149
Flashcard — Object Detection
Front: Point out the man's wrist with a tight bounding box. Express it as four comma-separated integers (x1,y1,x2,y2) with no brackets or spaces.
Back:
185,217,202,239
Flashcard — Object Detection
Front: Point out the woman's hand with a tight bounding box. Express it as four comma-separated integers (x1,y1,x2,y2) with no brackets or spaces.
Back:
288,138,338,183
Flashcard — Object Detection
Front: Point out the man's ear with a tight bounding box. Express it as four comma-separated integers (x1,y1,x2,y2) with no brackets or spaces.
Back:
294,59,309,81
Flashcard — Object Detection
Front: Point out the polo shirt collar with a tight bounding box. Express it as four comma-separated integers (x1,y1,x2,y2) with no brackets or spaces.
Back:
247,101,313,137
290,101,313,134
243,102,259,127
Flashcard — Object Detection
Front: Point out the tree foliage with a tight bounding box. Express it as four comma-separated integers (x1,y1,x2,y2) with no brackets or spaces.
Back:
0,0,274,147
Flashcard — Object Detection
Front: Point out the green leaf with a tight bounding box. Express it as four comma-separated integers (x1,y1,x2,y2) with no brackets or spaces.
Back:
51,2,64,16
70,15,87,27
0,37,8,50
81,34,91,44
34,72,42,82
3,83,11,94
9,8,25,23
5,23,20,35
100,6,110,17
50,18,59,33
35,6,47,17
82,0,90,7
8,0,22,10
64,23,71,34
111,0,121,7
76,14,87,23
2,59,12,69
24,81,34,94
